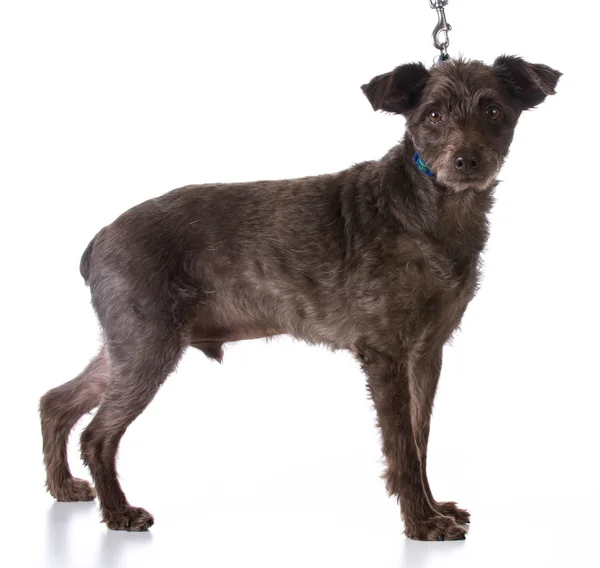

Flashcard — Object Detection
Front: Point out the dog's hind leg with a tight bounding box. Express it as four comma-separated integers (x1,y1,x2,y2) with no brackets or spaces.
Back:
40,345,110,501
80,322,185,531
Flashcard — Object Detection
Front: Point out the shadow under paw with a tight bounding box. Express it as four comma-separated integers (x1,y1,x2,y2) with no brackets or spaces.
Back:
103,506,154,532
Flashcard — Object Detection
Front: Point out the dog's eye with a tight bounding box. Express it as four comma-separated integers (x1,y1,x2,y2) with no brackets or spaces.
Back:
428,110,444,124
485,105,502,120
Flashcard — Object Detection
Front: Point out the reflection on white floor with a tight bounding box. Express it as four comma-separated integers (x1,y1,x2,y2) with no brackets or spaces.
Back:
9,485,598,568
44,502,154,568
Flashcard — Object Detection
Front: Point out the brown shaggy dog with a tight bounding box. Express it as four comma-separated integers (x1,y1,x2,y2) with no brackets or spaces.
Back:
40,56,561,540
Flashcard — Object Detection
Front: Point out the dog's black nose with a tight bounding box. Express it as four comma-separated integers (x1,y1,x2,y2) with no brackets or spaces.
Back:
454,153,480,174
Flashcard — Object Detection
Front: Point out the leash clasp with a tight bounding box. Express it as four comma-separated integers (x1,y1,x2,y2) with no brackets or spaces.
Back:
430,0,451,61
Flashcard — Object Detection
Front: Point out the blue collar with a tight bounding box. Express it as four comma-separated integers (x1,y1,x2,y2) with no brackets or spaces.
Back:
413,152,434,177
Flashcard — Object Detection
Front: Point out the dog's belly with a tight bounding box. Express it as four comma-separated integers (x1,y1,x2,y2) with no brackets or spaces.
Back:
190,323,278,345
189,317,281,362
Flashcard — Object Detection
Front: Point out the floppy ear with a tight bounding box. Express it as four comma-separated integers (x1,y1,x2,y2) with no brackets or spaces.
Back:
361,63,430,115
493,55,562,110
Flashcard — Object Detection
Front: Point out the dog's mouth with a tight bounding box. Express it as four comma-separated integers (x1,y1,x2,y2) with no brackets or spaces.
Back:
451,173,486,183
436,168,500,192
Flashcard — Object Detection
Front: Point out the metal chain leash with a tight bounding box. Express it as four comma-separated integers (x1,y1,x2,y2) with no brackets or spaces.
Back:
429,0,452,62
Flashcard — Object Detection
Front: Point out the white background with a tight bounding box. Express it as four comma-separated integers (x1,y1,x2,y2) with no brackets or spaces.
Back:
1,1,599,567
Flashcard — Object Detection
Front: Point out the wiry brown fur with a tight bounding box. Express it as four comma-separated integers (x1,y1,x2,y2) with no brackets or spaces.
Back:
40,56,560,539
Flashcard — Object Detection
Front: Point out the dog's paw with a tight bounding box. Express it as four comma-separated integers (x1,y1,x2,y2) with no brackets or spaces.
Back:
51,477,97,502
404,514,467,541
103,506,154,532
436,501,470,524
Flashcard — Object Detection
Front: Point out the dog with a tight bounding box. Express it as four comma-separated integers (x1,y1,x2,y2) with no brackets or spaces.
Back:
39,56,561,540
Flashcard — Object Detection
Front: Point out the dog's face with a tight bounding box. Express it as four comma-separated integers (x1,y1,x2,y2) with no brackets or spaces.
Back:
362,56,561,191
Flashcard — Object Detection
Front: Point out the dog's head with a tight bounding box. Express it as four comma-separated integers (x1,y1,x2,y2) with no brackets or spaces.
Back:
362,56,562,191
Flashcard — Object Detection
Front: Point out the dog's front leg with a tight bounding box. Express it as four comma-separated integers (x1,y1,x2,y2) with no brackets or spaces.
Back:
361,346,466,541
410,346,470,525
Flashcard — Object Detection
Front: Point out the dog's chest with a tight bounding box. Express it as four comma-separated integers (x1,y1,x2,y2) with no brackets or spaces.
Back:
423,190,491,310
383,191,489,311
431,190,491,265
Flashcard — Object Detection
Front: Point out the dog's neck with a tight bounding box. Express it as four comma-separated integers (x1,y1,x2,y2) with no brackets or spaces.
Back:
379,138,495,264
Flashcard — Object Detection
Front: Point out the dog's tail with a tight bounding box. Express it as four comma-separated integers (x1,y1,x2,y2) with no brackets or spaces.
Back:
80,235,96,285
